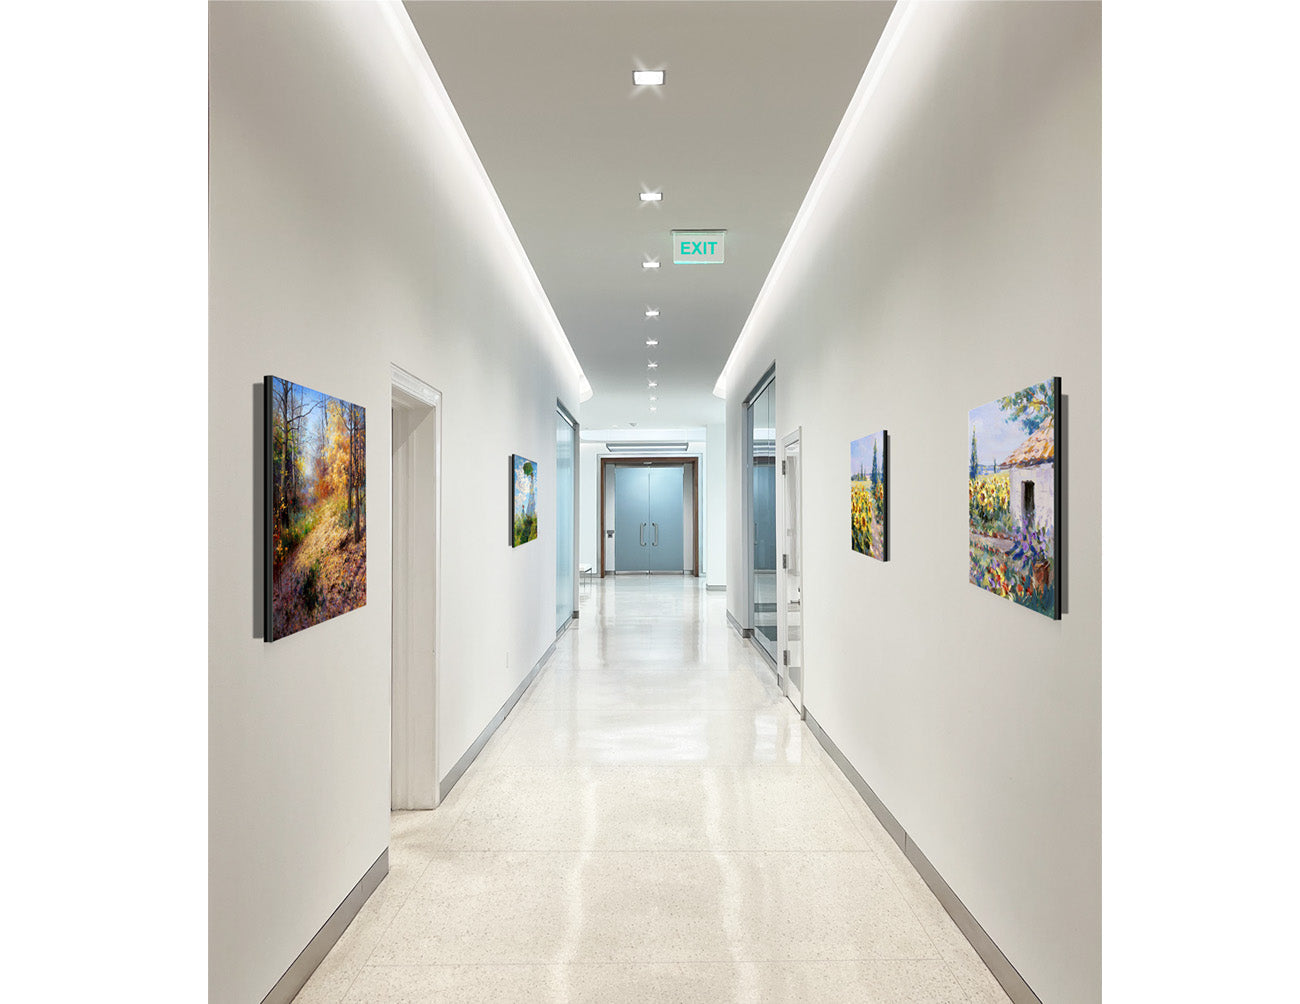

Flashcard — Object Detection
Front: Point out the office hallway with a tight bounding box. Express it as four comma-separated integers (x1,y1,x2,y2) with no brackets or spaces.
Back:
294,577,1010,1003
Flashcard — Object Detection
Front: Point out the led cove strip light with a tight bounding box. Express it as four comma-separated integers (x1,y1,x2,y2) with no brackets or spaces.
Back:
712,1,915,400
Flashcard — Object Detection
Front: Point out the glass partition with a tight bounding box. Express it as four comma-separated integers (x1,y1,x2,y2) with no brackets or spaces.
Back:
748,377,778,662
556,408,575,632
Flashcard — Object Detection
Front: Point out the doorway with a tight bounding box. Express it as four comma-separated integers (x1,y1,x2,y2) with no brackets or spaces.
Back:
778,429,804,716
390,365,440,810
599,456,699,576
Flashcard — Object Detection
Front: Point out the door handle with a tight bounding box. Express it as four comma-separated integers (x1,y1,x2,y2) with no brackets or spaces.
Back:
640,522,646,547
652,522,659,546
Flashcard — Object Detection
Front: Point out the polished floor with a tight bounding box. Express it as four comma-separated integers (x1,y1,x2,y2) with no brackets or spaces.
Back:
295,576,1010,1003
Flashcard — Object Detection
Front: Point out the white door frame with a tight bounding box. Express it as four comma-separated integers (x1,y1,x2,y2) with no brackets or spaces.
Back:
777,427,804,716
390,364,442,809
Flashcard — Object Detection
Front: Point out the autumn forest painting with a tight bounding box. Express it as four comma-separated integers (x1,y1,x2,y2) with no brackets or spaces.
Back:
266,376,367,641
968,378,1059,619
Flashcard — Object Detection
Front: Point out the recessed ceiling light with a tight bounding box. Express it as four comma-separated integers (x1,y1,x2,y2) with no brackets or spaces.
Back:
647,361,658,369
642,260,660,269
649,396,657,401
647,380,657,388
645,309,659,318
650,406,657,412
645,338,658,347
640,191,663,203
633,70,665,86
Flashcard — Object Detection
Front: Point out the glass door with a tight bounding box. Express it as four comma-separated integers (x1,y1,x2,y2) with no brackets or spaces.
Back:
748,375,778,663
779,430,804,714
556,407,575,631
647,466,684,572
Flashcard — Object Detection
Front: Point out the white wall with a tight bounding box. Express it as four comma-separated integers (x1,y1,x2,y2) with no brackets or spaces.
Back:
705,423,727,588
722,4,1099,1002
209,4,582,1002
579,442,601,573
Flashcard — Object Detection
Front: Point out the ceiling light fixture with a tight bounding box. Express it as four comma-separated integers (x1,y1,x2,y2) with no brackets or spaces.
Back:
642,260,660,269
633,70,665,86
647,380,657,388
606,441,688,454
639,191,663,203
650,406,657,412
647,361,658,369
649,396,657,401
645,338,658,347
645,309,659,318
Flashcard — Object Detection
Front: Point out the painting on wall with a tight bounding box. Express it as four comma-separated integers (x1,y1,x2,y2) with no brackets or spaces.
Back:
850,430,888,561
511,454,538,546
265,376,367,641
968,378,1060,619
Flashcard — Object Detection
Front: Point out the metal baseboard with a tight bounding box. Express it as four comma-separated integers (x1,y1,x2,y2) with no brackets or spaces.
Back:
725,608,752,638
260,849,388,1004
705,584,726,591
803,711,1042,1004
439,639,556,801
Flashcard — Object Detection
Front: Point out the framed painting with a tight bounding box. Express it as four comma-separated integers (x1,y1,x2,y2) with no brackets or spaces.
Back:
850,430,888,561
511,454,538,546
264,376,367,641
968,377,1060,619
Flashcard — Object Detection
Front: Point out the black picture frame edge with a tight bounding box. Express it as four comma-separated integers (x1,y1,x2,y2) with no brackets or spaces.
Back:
509,453,518,547
882,430,890,563
1052,375,1062,621
263,374,277,642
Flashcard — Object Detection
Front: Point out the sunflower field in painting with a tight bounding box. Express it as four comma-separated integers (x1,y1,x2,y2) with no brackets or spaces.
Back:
850,431,886,561
967,379,1059,619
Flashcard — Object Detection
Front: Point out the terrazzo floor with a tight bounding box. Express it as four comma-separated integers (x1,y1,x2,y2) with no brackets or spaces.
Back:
294,575,1010,1003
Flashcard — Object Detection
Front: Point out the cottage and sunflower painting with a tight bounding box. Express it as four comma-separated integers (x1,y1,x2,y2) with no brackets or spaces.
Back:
968,378,1060,619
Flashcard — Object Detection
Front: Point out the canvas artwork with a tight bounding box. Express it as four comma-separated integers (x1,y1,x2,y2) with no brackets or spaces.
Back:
265,376,367,641
968,378,1060,619
511,454,538,546
850,431,887,561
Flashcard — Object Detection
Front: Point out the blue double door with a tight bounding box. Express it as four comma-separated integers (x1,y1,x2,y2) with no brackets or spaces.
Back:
614,465,685,572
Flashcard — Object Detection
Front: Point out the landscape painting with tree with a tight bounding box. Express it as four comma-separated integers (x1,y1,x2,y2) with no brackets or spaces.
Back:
512,454,538,546
968,377,1060,619
850,430,887,561
265,376,367,641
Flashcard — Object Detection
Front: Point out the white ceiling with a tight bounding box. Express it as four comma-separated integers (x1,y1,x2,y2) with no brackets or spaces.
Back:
404,1,894,430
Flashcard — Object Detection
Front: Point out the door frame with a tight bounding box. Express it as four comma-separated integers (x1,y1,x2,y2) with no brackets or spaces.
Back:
390,364,442,810
599,455,699,578
777,427,804,717
743,364,777,666
556,401,579,630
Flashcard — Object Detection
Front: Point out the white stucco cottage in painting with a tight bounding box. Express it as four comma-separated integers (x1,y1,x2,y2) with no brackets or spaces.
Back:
1003,414,1055,532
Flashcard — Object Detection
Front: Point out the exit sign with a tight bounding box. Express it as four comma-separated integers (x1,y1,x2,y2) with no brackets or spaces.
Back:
672,230,725,264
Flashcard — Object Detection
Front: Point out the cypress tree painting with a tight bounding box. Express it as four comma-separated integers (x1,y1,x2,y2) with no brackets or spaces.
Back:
265,376,367,641
968,378,1060,619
